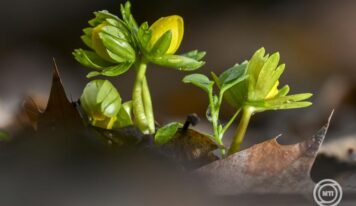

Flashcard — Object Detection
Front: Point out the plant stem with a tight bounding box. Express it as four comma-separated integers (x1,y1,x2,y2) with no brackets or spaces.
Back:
228,106,253,155
133,59,151,134
142,76,155,133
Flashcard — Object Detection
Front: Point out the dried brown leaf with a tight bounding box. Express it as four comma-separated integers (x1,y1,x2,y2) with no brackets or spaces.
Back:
195,112,333,194
160,128,218,169
37,60,84,131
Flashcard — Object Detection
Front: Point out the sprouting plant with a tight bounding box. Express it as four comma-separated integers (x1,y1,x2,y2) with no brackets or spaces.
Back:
184,47,312,155
80,80,133,129
73,1,205,134
183,64,248,155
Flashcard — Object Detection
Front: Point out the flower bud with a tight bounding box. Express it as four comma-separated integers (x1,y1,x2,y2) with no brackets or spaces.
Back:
80,80,121,129
148,15,184,55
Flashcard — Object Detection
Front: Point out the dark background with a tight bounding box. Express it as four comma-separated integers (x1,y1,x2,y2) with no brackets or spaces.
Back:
0,0,355,148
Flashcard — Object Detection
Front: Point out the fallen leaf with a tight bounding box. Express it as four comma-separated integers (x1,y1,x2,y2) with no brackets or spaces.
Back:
195,112,333,195
22,96,43,130
37,60,84,131
159,128,218,170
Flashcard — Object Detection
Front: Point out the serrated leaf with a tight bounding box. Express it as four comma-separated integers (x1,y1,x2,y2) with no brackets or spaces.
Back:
38,63,84,130
255,62,285,100
155,122,183,145
183,74,213,93
195,116,332,194
247,47,267,92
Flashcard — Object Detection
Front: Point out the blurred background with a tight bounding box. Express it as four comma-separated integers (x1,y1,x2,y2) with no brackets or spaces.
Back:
0,0,356,150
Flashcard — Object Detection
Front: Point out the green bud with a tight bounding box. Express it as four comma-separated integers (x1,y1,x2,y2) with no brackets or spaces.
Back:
80,80,121,129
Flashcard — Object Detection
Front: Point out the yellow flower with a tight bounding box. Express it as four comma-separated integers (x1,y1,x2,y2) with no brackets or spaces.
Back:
265,81,279,99
148,15,184,54
91,22,113,62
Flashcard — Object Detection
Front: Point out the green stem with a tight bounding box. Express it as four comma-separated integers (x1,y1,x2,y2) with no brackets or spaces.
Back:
228,106,253,155
221,108,241,135
133,59,149,134
142,76,155,133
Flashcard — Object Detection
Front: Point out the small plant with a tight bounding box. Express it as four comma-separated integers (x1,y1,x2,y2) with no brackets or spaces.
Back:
72,1,312,156
184,47,312,155
183,64,248,155
73,1,205,134
80,80,133,129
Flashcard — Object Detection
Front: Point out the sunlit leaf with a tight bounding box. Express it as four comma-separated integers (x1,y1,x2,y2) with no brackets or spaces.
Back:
155,122,183,145
151,54,205,71
183,74,213,93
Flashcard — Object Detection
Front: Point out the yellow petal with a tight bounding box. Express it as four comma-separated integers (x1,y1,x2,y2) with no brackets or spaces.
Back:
149,15,184,54
92,23,113,61
265,81,279,99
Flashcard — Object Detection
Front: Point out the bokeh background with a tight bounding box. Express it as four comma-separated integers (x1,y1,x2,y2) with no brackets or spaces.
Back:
1,0,356,149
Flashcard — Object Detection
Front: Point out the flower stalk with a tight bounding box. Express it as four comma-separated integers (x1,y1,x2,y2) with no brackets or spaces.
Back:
132,58,155,134
228,106,253,154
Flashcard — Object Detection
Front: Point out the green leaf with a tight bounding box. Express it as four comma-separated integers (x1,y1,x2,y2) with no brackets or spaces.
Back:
120,1,138,31
155,122,183,145
101,63,133,77
116,101,133,128
137,22,152,48
81,35,93,49
219,63,249,95
89,10,120,27
73,49,113,70
254,54,285,100
101,24,129,40
277,85,290,97
248,47,267,86
0,131,10,142
150,30,172,56
265,101,312,110
252,93,313,112
87,71,101,78
150,54,205,71
266,93,313,105
86,63,133,78
181,50,206,61
83,27,93,36
98,32,136,62
183,74,214,93
105,18,131,38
